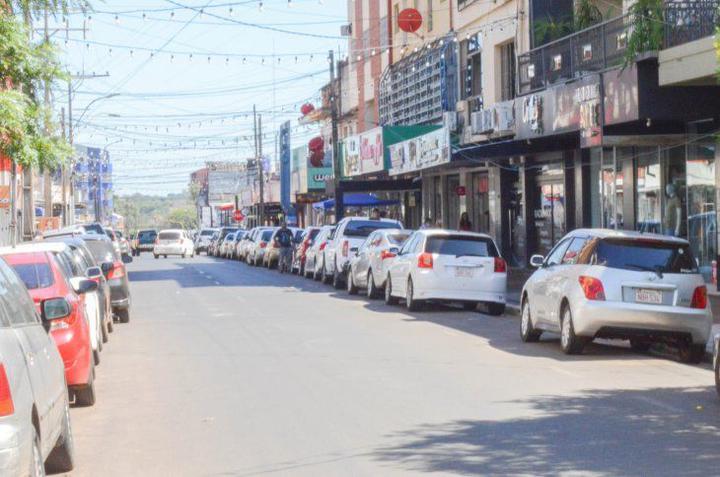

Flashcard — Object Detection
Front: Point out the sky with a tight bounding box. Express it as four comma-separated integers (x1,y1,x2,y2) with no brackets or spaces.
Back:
48,0,348,195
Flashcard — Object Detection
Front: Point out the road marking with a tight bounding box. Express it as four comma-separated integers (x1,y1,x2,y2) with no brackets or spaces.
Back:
550,366,582,378
214,281,221,285
632,395,684,413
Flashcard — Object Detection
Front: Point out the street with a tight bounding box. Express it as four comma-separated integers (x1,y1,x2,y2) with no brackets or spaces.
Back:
63,254,720,477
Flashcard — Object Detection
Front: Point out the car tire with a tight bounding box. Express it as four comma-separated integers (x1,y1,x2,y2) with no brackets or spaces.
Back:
385,275,399,305
30,426,44,477
406,278,423,311
45,398,75,473
367,271,380,299
560,305,586,355
520,299,542,343
485,303,505,316
101,316,109,343
117,308,130,324
163,255,168,258
629,338,651,353
678,342,705,364
347,271,358,295
154,254,159,259
321,263,331,284
74,366,96,407
93,349,100,366
332,267,344,290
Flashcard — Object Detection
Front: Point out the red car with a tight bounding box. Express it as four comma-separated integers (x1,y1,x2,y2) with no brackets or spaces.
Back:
2,251,98,406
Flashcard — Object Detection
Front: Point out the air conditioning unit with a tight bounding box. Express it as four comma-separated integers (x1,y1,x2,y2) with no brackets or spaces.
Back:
471,110,490,135
471,102,516,137
443,111,458,132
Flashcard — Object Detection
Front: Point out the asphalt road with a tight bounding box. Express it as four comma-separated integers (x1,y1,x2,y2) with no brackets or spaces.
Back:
65,254,720,477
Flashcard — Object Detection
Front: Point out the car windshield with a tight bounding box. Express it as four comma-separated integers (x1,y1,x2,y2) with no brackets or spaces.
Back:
138,231,157,241
595,238,698,274
81,223,105,235
201,230,215,236
344,220,401,237
425,235,498,257
159,232,181,240
11,263,54,289
387,232,411,245
85,240,117,263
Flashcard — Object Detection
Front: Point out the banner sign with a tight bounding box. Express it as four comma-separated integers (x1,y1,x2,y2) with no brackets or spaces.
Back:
388,126,451,176
342,127,384,177
307,145,333,191
279,121,291,213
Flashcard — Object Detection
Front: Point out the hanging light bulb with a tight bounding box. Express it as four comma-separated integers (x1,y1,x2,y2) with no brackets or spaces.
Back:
242,57,247,64
207,56,212,63
108,48,113,56
114,14,120,24
130,50,134,58
189,53,193,62
229,7,234,16
150,52,155,60
287,0,292,7
258,1,263,11
142,13,147,21
225,57,230,66
170,54,175,63
170,11,175,18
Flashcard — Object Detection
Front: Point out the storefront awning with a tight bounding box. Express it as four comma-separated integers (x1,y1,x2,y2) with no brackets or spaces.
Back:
312,193,399,211
217,203,234,211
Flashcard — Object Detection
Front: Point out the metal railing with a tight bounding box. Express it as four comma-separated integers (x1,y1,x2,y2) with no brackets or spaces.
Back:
517,14,630,95
664,1,720,48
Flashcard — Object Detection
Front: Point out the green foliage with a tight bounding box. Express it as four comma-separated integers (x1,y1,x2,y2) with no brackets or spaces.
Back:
116,192,196,232
575,0,604,31
624,0,664,66
533,16,574,46
167,207,198,230
8,0,90,17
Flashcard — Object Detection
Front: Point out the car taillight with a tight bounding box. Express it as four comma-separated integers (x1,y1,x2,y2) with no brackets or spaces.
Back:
691,286,708,309
107,261,125,280
260,242,267,249
578,276,605,301
342,240,349,257
319,242,327,251
418,252,433,269
380,250,396,260
0,364,14,417
494,257,507,273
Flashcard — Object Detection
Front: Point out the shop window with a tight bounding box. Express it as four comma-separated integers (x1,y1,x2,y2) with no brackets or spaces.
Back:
590,148,624,229
533,163,566,257
635,146,686,237
687,139,716,284
460,36,482,101
636,149,662,234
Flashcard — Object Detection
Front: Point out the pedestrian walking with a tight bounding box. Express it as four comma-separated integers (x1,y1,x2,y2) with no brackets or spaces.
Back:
459,212,472,231
274,221,294,273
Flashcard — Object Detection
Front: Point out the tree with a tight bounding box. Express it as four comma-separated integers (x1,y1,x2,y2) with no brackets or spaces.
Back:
167,207,198,230
624,0,664,66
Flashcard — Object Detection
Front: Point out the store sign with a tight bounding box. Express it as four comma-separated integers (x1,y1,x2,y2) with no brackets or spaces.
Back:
455,186,466,197
0,186,9,209
308,146,333,190
577,82,603,148
343,127,384,177
521,94,543,134
388,126,451,176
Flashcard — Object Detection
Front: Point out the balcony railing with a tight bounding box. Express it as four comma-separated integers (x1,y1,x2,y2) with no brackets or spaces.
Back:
664,1,720,48
518,14,630,95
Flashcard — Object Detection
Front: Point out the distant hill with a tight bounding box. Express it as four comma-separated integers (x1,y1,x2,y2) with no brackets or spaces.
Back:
115,191,197,232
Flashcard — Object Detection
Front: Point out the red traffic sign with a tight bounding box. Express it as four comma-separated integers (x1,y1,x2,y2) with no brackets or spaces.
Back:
233,210,244,222
398,8,422,33
455,186,466,197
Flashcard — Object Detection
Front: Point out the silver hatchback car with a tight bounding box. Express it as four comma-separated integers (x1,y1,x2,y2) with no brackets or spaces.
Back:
520,229,712,362
0,257,75,475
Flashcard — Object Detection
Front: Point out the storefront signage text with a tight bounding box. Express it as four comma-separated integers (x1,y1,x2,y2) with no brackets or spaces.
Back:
388,126,451,176
343,127,384,177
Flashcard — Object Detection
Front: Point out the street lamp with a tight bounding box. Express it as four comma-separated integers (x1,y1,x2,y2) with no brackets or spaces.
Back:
74,93,120,128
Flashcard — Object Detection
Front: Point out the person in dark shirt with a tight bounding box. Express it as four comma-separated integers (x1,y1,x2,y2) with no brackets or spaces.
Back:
275,222,294,273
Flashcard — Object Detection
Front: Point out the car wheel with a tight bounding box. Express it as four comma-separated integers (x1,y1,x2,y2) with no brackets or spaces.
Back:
74,366,96,407
117,308,130,324
93,349,100,366
678,342,705,364
385,275,399,305
367,271,380,299
560,305,586,355
332,267,344,290
520,299,542,343
462,302,476,311
321,263,330,284
485,303,506,316
30,426,44,477
107,318,114,333
153,254,159,259
406,278,423,311
101,316,109,343
164,255,168,258
45,397,75,473
347,270,358,295
629,338,651,353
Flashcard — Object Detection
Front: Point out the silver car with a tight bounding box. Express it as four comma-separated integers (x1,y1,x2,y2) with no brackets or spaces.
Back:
347,229,411,298
0,257,75,475
246,228,276,266
520,229,712,362
304,226,335,280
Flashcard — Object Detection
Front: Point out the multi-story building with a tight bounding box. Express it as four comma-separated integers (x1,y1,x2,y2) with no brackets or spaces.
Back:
73,145,113,225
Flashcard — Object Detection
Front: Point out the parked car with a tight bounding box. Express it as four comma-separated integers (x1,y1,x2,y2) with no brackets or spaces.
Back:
231,230,246,259
293,227,322,275
82,234,133,324
236,228,257,262
114,230,131,256
246,228,276,266
383,230,507,313
44,222,105,238
305,226,335,280
135,229,158,255
195,227,218,255
0,249,99,406
0,256,75,475
207,231,222,256
347,229,412,298
519,229,712,362
153,229,195,259
264,227,303,269
47,236,115,340
323,217,404,289
220,232,237,258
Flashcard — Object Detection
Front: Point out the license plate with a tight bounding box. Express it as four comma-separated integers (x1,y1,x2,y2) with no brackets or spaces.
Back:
455,267,474,278
635,289,663,304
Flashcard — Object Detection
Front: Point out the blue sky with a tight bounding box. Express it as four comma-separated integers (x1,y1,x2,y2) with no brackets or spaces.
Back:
50,0,347,195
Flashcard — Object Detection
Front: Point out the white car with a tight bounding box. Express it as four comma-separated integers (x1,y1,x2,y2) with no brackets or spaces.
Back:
0,256,74,475
195,228,218,254
520,229,712,362
246,228,276,266
323,217,404,289
347,229,412,298
153,229,195,258
384,230,507,314
305,226,335,280
220,233,237,258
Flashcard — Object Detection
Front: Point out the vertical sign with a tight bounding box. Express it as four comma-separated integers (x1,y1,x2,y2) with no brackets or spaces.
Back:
279,121,292,214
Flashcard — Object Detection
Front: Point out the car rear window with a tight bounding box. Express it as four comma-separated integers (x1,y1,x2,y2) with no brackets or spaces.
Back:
12,263,54,290
387,232,411,245
261,230,273,241
200,230,215,236
425,235,498,257
85,241,116,263
308,229,320,240
138,231,157,241
595,239,698,274
344,220,401,237
159,232,181,240
81,224,105,235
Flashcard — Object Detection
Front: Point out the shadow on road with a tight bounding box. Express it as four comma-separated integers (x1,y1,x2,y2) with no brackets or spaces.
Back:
374,386,720,476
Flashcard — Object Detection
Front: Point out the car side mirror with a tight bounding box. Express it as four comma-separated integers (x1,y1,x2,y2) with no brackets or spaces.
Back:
41,297,71,330
69,277,98,294
121,254,133,264
530,254,545,268
86,266,102,279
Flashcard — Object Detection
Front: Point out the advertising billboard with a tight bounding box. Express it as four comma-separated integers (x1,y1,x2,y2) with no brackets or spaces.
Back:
388,126,451,176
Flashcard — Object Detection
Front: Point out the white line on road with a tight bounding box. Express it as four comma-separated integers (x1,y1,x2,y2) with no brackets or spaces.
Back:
632,394,684,413
550,366,583,378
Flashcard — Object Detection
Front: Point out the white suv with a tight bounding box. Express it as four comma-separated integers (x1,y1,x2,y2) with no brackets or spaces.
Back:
520,229,712,362
322,217,403,289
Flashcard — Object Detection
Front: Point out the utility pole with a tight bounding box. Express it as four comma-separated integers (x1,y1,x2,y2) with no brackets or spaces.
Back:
42,6,53,227
258,114,265,226
60,107,68,226
329,49,342,221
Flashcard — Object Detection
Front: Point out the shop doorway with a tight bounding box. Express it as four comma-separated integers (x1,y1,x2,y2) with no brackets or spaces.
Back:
534,179,566,256
446,175,460,230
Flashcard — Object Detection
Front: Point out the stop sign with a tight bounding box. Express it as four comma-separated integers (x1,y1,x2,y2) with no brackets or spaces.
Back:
234,210,244,222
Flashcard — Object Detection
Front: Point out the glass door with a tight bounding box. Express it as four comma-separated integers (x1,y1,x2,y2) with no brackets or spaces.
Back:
534,180,566,256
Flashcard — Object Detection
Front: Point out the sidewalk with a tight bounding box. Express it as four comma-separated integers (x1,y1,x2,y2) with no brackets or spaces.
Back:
504,267,720,358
